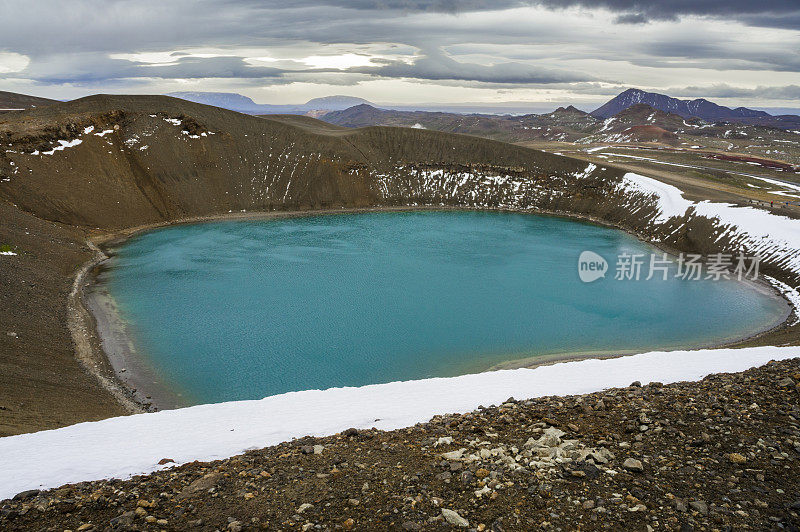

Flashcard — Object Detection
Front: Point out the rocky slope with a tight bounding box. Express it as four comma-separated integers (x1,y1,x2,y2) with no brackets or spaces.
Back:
0,95,599,230
0,90,57,111
2,358,799,531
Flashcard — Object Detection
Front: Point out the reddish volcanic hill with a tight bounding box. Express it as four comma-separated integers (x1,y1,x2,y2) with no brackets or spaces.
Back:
621,125,679,144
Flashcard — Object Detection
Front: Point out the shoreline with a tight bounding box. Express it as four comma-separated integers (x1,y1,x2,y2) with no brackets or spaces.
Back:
84,267,192,411
75,205,799,412
66,241,144,415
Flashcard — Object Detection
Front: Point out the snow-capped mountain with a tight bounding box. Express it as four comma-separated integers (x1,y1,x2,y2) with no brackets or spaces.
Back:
591,88,790,126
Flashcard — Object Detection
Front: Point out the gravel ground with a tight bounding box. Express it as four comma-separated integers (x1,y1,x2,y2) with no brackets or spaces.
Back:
2,358,799,531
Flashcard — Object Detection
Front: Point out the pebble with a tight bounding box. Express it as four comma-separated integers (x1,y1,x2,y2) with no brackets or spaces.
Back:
622,458,643,472
727,452,747,464
442,449,466,460
475,486,492,498
690,500,708,515
442,508,469,527
12,489,39,501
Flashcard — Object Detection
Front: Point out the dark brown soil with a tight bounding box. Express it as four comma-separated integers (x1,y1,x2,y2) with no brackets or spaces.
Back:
0,201,127,436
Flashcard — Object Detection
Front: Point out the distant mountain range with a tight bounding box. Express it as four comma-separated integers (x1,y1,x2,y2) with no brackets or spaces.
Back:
164,92,564,115
166,89,800,130
318,97,800,153
321,103,618,143
166,92,371,114
591,88,800,129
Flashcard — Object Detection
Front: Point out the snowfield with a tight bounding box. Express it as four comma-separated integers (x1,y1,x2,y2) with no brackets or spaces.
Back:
0,346,798,500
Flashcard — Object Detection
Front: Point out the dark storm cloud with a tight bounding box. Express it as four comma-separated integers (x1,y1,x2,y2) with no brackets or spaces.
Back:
352,49,601,84
614,13,647,25
530,0,800,25
220,0,800,28
637,41,800,73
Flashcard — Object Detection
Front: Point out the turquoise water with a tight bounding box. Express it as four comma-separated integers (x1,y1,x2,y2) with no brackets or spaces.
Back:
104,211,787,404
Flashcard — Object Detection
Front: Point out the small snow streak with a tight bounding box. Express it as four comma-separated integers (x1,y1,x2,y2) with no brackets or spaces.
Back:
42,139,83,155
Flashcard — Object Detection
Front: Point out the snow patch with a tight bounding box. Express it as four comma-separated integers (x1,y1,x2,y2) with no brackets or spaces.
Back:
748,175,800,193
573,163,597,179
0,251,17,256
770,191,800,199
619,172,694,223
765,277,800,325
42,139,82,155
0,345,797,500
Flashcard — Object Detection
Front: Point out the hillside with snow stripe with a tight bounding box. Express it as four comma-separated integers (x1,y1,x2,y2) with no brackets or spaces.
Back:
619,173,695,223
613,172,800,281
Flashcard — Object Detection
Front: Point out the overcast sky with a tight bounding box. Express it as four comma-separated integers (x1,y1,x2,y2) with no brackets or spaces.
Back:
1,0,799,110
